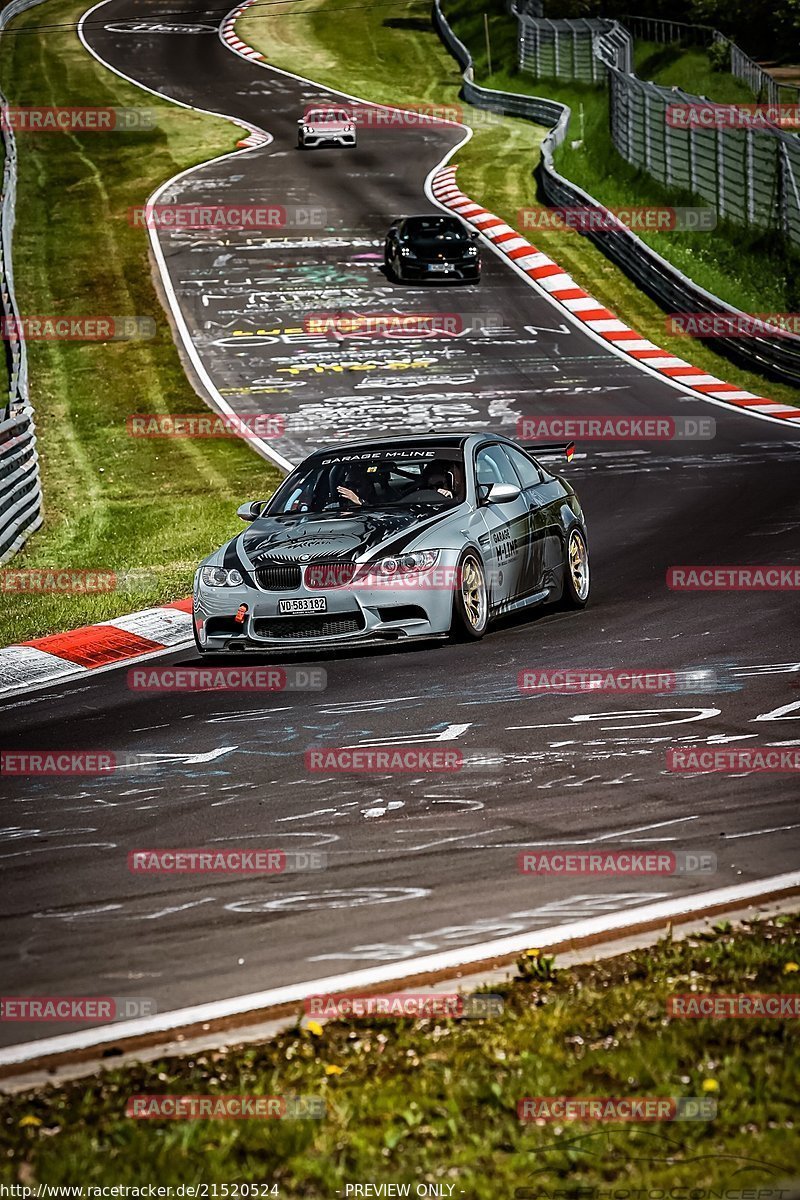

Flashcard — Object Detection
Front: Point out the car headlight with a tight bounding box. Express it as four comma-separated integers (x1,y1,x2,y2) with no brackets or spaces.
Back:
466,244,479,256
370,551,440,574
201,566,243,587
400,246,416,257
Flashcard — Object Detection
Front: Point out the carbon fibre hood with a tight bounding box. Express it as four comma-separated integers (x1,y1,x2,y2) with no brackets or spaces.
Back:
237,510,435,566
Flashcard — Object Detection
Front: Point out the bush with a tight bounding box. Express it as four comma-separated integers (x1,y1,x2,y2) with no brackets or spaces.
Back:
708,38,732,71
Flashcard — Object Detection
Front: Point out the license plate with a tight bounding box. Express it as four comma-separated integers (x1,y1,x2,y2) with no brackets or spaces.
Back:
277,597,327,614
427,263,449,272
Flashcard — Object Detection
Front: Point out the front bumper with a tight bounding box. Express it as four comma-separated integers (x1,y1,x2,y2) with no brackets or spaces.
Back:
299,130,356,147
193,568,458,651
398,258,480,281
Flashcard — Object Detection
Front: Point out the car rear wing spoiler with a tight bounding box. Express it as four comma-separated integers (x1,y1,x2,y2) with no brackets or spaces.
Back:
521,440,575,463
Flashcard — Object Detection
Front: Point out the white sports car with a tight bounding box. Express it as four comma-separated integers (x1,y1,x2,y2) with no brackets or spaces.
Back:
297,107,357,149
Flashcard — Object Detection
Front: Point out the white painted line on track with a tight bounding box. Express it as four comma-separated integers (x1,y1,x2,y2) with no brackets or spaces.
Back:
1,870,797,1069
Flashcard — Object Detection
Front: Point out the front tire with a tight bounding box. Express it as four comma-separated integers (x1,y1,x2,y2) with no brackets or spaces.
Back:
451,550,489,640
560,527,590,609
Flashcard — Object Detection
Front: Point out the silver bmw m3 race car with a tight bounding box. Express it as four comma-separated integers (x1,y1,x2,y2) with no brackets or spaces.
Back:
192,433,589,653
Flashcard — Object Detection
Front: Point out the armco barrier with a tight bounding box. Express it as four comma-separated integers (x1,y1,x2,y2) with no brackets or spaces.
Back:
432,0,800,388
0,404,41,561
0,0,48,561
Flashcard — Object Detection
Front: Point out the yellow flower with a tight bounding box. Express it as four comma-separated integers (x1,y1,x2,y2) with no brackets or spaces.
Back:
306,1020,324,1036
324,1064,343,1075
783,962,799,974
19,1115,41,1128
525,949,541,958
701,1079,719,1093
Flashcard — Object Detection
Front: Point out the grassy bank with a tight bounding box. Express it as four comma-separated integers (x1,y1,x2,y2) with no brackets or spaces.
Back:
633,40,756,103
238,0,799,410
0,0,281,646
2,914,798,1190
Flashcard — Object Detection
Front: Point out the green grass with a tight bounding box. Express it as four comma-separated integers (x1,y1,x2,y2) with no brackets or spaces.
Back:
2,914,798,1191
633,41,757,103
0,0,282,646
238,0,800,411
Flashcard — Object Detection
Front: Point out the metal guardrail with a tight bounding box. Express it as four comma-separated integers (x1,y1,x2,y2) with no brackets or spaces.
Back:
517,16,614,83
432,0,800,388
0,0,48,561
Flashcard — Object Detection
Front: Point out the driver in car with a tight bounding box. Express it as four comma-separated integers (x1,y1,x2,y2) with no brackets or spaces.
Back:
420,460,464,502
336,463,377,508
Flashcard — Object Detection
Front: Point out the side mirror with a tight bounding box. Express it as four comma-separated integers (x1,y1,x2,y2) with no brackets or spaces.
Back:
297,117,305,124
237,500,267,522
486,482,521,504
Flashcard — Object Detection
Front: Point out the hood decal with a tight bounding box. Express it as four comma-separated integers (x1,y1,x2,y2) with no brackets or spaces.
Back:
236,510,437,567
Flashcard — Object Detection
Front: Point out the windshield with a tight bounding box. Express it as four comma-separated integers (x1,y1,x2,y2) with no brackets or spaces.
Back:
266,447,466,514
403,216,466,240
306,109,350,124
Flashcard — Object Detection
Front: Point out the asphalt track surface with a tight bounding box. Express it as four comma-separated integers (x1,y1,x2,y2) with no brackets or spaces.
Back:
1,0,800,1048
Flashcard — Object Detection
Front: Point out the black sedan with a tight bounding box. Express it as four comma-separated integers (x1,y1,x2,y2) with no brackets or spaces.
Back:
383,214,481,282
